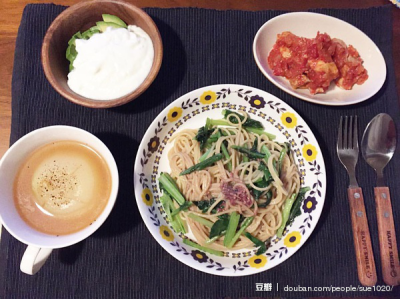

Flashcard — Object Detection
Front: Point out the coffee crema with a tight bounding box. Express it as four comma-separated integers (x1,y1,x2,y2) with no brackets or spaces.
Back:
13,140,112,235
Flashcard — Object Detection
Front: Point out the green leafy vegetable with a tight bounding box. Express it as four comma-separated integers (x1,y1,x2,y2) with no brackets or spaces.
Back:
193,198,224,214
206,118,230,127
206,231,226,244
223,211,240,248
183,238,224,256
220,140,232,171
261,145,278,174
199,147,213,162
159,172,186,205
210,216,230,239
180,154,223,175
244,127,276,140
276,193,297,237
206,215,229,243
226,216,254,248
257,191,272,208
159,194,186,234
244,232,268,255
278,143,290,175
258,162,272,182
252,179,271,200
170,201,193,217
286,187,311,226
194,124,213,150
231,145,265,159
222,110,263,129
187,213,213,228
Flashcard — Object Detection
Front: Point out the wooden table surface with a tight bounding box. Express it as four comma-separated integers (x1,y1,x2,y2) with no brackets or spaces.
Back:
0,0,399,159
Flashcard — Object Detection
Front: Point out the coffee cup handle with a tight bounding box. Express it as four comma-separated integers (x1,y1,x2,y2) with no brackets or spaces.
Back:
20,245,53,275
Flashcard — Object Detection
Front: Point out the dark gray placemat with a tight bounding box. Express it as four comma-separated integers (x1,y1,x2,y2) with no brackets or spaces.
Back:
1,4,400,298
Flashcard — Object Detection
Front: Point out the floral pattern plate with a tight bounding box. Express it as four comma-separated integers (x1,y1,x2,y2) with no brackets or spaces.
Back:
133,84,326,276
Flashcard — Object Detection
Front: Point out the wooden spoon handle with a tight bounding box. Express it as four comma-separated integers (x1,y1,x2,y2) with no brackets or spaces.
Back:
348,187,377,286
374,187,400,286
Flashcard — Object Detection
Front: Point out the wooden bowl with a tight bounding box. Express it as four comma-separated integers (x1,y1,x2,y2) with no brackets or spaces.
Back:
42,0,163,108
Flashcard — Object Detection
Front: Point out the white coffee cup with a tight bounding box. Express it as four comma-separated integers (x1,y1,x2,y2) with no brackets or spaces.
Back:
0,125,119,275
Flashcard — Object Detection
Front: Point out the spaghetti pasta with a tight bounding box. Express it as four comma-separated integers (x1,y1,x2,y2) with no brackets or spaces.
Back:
163,111,301,252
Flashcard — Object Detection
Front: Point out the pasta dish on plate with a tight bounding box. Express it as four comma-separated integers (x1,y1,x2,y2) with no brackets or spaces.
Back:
158,110,309,256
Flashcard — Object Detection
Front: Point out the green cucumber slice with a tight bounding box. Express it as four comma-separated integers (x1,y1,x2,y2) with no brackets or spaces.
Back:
81,27,100,40
66,44,77,61
96,21,125,32
102,14,127,27
68,31,82,46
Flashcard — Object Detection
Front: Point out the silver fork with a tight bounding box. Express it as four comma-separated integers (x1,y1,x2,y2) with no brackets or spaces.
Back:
337,116,377,286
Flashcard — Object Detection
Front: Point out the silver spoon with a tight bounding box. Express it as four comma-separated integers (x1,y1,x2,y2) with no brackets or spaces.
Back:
361,113,400,286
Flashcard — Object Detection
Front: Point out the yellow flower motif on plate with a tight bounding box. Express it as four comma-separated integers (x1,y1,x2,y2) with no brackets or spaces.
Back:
248,255,267,268
160,225,174,242
167,107,183,122
284,231,301,248
141,188,153,206
302,144,318,162
281,112,297,129
199,91,217,105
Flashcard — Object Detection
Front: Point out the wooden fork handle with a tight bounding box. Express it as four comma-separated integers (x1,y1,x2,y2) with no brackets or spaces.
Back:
374,187,400,286
348,187,377,286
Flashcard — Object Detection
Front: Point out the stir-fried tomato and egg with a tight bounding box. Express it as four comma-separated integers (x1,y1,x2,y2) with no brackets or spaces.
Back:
268,31,368,94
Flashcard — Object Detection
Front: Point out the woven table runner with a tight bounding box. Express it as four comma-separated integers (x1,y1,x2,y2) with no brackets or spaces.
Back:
1,4,399,298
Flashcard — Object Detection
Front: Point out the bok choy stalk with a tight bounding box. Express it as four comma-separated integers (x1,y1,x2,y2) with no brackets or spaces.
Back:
278,143,290,175
170,201,192,217
214,129,232,171
187,213,214,228
199,147,213,162
159,172,185,205
244,127,275,140
261,145,278,175
276,187,311,237
206,231,226,244
160,194,186,234
276,193,297,238
183,238,224,256
223,212,240,248
221,142,232,171
225,216,254,248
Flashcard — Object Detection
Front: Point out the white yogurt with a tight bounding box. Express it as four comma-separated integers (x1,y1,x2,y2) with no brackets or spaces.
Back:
67,25,154,100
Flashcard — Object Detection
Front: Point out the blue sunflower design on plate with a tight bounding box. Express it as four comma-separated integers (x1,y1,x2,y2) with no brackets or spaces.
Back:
303,196,317,213
248,95,266,109
147,136,160,153
191,250,208,263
